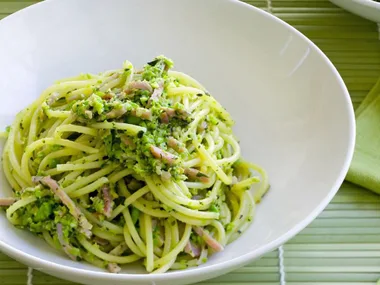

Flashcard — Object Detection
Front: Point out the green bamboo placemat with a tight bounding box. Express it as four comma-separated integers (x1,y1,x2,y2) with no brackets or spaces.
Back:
1,0,380,284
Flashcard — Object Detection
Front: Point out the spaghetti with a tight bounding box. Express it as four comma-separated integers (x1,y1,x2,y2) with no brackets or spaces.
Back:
0,56,269,273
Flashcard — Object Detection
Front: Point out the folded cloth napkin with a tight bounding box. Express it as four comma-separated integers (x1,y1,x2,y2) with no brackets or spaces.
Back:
346,78,380,195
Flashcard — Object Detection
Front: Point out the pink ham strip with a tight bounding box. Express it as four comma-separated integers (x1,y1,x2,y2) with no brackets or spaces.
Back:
193,226,224,252
106,106,152,120
57,223,78,261
149,145,177,165
184,240,201,257
130,108,152,121
126,81,152,93
161,107,190,121
120,135,136,149
33,176,92,238
160,112,169,124
184,168,210,183
102,185,112,218
167,137,186,153
147,80,164,107
0,198,17,206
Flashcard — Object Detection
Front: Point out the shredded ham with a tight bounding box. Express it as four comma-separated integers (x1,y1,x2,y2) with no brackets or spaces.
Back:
107,263,121,273
184,240,201,257
0,197,17,206
149,146,177,165
120,135,136,149
184,168,210,183
33,176,93,238
161,107,175,117
161,107,190,121
167,137,186,153
193,226,224,252
147,80,164,107
130,108,152,121
126,81,152,93
106,106,152,121
101,92,114,101
102,185,112,218
57,223,78,261
160,112,169,124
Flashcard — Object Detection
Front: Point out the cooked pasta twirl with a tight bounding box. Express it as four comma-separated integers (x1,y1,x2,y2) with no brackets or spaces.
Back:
0,56,269,273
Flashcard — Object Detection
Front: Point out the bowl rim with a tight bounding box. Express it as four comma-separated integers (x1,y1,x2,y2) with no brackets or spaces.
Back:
0,0,356,282
334,0,380,8
329,0,380,22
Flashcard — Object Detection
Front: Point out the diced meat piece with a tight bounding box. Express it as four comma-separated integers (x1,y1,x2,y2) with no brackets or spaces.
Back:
120,135,136,149
106,106,152,121
184,240,201,257
161,107,190,121
167,137,186,153
126,81,152,93
102,185,112,218
101,93,114,101
160,112,169,124
57,223,78,261
130,108,152,121
161,107,175,117
193,226,224,252
184,168,210,183
149,146,177,165
147,80,164,107
0,198,17,206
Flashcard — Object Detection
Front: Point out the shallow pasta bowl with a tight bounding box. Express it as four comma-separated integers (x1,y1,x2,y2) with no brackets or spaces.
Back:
330,0,380,23
0,0,355,284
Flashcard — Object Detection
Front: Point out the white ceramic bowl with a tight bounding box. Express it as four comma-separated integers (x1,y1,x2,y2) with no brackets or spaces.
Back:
0,0,355,285
330,0,380,23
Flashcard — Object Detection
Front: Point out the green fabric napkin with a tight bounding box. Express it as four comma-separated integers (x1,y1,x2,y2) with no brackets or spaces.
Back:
346,77,380,195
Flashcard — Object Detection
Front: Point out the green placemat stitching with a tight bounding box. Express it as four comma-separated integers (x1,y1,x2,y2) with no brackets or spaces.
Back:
1,1,380,284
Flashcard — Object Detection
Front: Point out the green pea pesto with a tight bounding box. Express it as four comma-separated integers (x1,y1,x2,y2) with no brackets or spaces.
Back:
90,196,105,214
209,203,220,213
67,56,193,180
13,193,77,241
